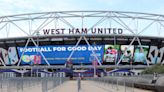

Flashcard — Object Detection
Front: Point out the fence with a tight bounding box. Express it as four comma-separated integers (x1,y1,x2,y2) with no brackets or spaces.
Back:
87,75,159,92
0,77,68,92
88,77,135,92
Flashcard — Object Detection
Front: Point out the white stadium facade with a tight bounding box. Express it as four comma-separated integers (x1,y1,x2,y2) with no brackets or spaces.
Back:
0,11,164,72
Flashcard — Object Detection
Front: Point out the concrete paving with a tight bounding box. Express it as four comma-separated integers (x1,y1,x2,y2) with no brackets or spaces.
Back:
52,80,154,92
0,80,154,92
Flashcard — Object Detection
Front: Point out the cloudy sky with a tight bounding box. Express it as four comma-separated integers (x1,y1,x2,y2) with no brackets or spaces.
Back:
0,0,164,16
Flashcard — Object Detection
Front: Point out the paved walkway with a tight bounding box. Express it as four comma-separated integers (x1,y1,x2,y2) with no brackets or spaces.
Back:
1,80,154,92
51,80,154,92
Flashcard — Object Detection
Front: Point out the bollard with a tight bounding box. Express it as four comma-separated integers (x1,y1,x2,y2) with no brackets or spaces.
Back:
15,79,19,92
53,78,56,92
124,77,126,92
77,77,81,92
42,79,48,92
21,79,23,92
112,79,114,88
0,78,2,92
108,79,110,87
132,80,134,92
7,79,10,92
59,77,61,85
105,78,107,86
116,78,119,91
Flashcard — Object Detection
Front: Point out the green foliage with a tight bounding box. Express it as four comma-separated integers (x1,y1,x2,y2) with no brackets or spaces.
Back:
142,64,164,74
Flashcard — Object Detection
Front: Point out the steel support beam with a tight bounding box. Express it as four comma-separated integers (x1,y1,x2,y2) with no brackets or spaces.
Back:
30,38,50,66
83,36,102,66
136,37,150,66
17,38,31,66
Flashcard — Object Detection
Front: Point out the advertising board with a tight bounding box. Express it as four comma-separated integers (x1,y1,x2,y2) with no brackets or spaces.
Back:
0,47,18,65
17,45,104,65
134,45,149,64
104,45,120,63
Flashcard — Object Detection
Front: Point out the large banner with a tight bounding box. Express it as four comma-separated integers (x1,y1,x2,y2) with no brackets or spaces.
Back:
0,47,18,65
120,45,134,63
134,45,149,64
17,45,104,65
0,45,163,65
147,46,164,64
104,45,120,63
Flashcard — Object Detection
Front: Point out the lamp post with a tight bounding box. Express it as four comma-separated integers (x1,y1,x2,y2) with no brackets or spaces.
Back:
36,31,39,77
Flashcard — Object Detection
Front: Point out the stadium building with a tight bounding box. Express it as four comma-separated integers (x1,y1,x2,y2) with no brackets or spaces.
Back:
0,11,164,77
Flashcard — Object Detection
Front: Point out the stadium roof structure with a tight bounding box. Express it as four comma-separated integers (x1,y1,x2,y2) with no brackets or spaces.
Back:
0,11,164,67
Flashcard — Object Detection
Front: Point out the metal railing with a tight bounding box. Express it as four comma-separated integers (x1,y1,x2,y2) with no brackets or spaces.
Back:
0,77,68,92
88,77,135,92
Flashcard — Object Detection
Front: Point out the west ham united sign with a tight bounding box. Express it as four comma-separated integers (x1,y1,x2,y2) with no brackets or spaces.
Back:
41,27,123,35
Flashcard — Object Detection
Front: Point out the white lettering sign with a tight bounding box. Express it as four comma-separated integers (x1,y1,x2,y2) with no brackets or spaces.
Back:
41,28,123,35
